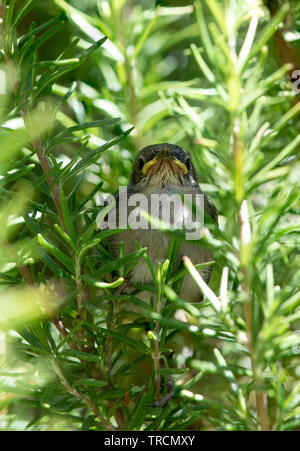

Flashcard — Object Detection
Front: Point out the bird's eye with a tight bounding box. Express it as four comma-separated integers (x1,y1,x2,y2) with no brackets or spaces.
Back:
137,158,144,171
185,158,191,171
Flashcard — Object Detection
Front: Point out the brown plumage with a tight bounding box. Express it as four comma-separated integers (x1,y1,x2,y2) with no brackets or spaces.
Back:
111,143,218,302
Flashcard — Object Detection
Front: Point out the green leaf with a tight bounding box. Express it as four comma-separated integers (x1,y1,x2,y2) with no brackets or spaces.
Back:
76,180,104,212
11,0,39,28
78,37,107,59
194,1,214,64
59,191,77,243
248,4,289,60
3,0,17,28
204,0,227,36
130,14,158,62
64,127,134,181
127,390,153,431
73,379,107,388
183,257,222,312
36,248,64,277
89,324,150,354
249,135,300,190
18,15,66,49
60,350,100,362
94,248,147,279
37,234,74,274
24,22,66,55
54,223,76,251
190,43,215,84
53,118,120,141
157,368,189,375
81,276,124,289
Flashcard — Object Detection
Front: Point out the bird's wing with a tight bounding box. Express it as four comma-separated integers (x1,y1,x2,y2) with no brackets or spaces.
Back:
204,193,218,224
194,185,218,225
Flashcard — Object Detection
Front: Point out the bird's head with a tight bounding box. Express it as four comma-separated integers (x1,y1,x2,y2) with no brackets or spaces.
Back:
130,143,199,190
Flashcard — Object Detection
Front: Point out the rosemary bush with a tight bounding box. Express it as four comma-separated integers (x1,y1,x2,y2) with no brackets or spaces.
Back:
0,0,299,431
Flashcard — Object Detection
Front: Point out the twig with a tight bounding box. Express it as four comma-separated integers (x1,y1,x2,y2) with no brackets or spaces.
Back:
3,244,34,286
153,331,160,401
50,359,115,430
0,22,67,234
1,28,84,353
148,376,175,407
23,116,68,234
153,266,163,402
52,316,79,352
1,22,68,233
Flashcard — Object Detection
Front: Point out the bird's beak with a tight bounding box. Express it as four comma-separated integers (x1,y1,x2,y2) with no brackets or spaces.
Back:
142,149,188,175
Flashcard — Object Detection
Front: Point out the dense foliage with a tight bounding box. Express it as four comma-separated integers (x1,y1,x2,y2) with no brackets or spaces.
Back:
0,0,299,431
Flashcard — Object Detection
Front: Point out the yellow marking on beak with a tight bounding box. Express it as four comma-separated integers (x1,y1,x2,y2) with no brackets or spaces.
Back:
142,156,159,175
173,158,188,174
142,156,188,175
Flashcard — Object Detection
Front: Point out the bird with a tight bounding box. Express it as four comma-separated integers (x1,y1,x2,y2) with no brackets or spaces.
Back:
110,143,218,302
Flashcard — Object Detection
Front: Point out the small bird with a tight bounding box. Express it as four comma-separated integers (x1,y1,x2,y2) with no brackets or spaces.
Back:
111,143,218,302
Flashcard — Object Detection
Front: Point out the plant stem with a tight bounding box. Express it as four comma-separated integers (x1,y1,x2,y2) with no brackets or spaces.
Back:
153,323,160,402
75,256,84,315
153,264,163,401
1,24,80,352
3,243,34,286
0,26,68,235
239,200,270,431
23,116,68,234
50,359,115,430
